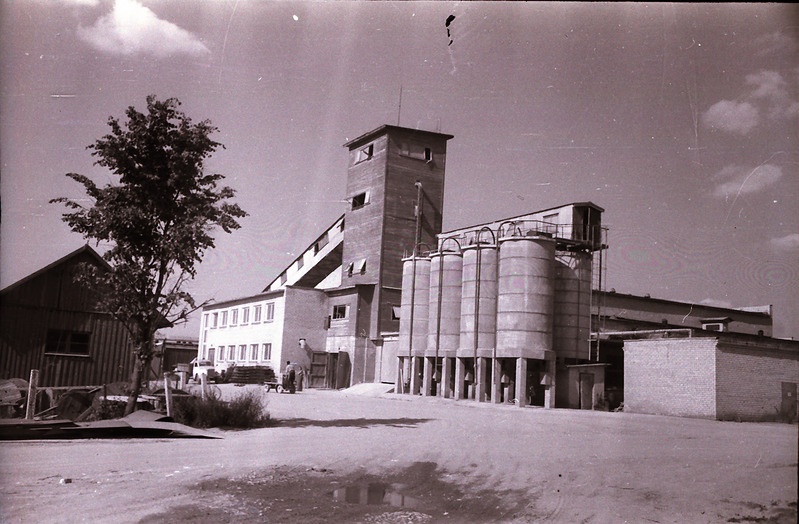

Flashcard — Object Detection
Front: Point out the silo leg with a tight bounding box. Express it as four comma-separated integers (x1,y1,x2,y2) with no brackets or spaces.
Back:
442,357,453,399
491,358,502,403
395,357,405,394
422,357,434,396
410,357,422,395
477,357,488,402
544,358,556,408
515,358,528,407
454,358,465,400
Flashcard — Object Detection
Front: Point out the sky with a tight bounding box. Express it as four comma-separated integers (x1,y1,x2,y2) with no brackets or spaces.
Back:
1,1,797,339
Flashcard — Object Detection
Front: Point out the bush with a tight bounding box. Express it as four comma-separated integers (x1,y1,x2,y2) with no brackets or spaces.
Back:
171,388,272,429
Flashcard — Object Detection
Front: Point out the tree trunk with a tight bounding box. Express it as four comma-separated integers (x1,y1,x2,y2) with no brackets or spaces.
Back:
124,358,145,416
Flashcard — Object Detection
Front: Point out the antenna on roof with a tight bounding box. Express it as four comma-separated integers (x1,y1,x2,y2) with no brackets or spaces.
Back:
397,85,403,126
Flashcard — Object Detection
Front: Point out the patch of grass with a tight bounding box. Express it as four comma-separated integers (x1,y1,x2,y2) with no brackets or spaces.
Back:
171,388,273,429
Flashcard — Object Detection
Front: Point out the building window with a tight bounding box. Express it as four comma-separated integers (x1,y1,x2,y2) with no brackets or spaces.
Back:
218,346,226,361
266,302,275,321
297,256,304,270
351,191,369,209
45,330,90,355
314,233,329,254
399,141,432,162
703,323,723,332
354,144,373,164
279,272,287,285
253,305,262,323
391,306,402,321
228,345,235,362
346,259,367,277
332,304,348,320
249,344,258,361
211,312,218,328
203,313,209,329
242,307,250,325
220,310,228,327
262,343,272,361
231,309,238,326
238,345,247,361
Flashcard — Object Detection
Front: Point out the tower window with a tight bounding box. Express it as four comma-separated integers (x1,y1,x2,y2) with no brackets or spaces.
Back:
351,191,370,209
332,304,348,320
391,306,401,320
355,144,373,164
399,141,433,162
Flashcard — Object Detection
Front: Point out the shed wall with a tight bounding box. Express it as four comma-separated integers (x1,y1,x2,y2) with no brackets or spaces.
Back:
623,338,718,419
715,343,799,421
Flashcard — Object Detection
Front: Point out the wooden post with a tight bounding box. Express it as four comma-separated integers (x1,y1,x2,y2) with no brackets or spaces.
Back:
163,373,173,417
25,369,39,420
200,373,207,401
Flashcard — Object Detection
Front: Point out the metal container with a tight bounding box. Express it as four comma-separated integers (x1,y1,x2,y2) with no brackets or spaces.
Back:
553,252,592,359
399,256,430,357
427,251,464,356
496,236,555,359
459,244,497,357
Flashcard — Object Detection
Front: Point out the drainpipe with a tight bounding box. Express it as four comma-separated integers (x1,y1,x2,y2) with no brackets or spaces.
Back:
435,238,461,396
473,227,495,401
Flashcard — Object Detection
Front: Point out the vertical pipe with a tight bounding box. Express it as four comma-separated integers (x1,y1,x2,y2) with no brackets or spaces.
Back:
164,373,173,417
25,369,39,420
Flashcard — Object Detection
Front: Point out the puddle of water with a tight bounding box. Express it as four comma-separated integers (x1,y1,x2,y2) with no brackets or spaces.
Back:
330,483,423,509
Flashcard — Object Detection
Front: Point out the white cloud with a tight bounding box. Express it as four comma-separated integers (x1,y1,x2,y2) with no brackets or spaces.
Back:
712,163,783,198
754,31,798,57
77,0,209,57
746,71,788,101
701,100,760,135
770,233,799,252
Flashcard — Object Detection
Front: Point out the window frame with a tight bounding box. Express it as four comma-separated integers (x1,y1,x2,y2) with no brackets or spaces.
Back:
44,329,91,356
332,304,348,320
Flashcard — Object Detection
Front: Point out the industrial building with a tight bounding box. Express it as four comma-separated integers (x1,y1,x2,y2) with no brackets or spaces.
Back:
197,122,797,420
396,202,606,409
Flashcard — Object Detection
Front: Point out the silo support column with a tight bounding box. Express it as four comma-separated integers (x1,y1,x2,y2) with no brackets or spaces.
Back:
477,357,488,402
411,357,422,395
396,357,405,394
490,358,501,404
442,357,453,399
454,358,465,400
515,358,528,407
544,357,556,409
422,357,434,397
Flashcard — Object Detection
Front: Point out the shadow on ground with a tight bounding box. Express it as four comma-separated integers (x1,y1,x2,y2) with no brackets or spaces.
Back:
278,417,432,429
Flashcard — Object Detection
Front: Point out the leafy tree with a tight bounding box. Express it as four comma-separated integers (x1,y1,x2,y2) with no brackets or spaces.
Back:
51,95,247,415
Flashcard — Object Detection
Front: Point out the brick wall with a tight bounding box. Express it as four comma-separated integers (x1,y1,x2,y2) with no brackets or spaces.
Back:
624,338,718,418
716,343,799,421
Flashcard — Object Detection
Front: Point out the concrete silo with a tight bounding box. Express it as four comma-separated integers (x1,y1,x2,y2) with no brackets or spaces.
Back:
398,255,430,394
458,236,497,401
426,248,463,398
554,251,592,360
495,232,556,406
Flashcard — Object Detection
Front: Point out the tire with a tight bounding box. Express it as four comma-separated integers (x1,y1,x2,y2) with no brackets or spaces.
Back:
264,384,271,393
276,385,284,394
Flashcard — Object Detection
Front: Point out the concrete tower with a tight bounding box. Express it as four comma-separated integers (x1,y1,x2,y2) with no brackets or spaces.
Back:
341,125,454,335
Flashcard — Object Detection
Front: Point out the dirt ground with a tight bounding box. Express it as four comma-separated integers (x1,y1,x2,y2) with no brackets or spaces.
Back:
1,385,796,523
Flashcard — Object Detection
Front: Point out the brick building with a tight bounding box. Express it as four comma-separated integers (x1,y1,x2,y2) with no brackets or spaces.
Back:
623,333,797,421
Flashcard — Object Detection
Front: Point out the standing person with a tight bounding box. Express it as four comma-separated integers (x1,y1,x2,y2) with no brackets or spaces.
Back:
286,360,296,394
